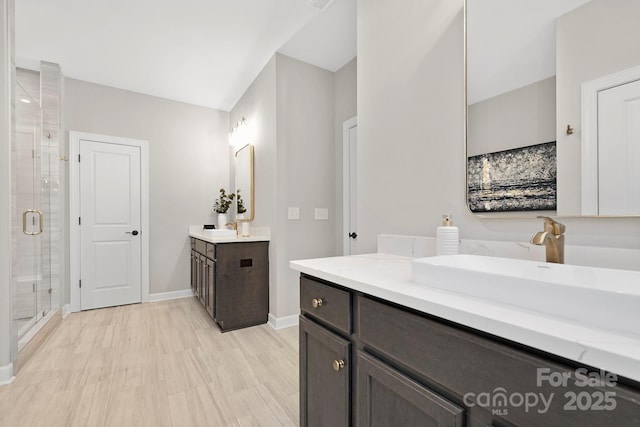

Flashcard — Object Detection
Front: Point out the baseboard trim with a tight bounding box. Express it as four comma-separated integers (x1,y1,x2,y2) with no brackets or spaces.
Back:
149,289,194,303
268,313,299,330
62,304,71,319
0,363,14,386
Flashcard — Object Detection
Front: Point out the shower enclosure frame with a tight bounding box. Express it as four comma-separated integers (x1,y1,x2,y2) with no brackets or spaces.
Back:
11,63,63,363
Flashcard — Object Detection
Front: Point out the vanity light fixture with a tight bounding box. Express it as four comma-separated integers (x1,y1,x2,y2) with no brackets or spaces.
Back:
228,116,253,148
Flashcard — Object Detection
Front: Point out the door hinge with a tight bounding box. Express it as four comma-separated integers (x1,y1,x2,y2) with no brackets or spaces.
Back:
48,288,52,294
33,282,35,292
79,217,81,225
78,154,81,162
32,149,35,159
79,279,82,288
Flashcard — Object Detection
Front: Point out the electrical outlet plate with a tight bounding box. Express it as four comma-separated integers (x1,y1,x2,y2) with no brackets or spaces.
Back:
315,208,329,220
288,207,300,220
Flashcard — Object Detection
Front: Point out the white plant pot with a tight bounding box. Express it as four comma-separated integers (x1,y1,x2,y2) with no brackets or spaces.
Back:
217,213,228,229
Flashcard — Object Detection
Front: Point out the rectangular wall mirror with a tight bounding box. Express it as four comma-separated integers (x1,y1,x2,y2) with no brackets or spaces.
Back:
235,144,254,221
466,0,640,217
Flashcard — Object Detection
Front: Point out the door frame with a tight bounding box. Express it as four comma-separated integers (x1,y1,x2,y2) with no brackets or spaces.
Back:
581,64,640,215
342,116,357,255
69,131,149,312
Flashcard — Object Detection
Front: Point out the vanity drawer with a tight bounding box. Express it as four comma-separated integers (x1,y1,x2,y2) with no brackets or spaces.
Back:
194,238,207,255
300,276,351,334
206,243,214,258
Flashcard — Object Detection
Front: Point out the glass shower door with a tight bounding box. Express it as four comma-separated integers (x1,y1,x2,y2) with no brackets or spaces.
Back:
14,82,51,343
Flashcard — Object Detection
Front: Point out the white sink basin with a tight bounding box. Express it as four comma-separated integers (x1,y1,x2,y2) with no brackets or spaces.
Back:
412,254,640,335
202,229,236,237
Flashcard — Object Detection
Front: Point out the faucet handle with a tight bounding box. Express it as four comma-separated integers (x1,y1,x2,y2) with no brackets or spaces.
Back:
536,216,566,235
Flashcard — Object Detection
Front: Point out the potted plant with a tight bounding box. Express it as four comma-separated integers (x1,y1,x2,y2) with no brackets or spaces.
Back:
236,189,246,216
213,188,235,228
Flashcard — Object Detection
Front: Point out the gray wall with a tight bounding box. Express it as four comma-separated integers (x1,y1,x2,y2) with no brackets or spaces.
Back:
275,53,336,319
467,77,555,156
357,0,640,254
556,0,640,214
65,78,230,295
231,53,347,320
229,56,279,314
0,0,15,369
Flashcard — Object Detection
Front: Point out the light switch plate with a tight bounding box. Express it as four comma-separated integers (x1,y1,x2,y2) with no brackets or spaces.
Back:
288,207,300,220
315,208,329,220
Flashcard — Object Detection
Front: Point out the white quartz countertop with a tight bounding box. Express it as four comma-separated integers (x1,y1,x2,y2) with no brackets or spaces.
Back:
290,253,640,383
189,226,269,243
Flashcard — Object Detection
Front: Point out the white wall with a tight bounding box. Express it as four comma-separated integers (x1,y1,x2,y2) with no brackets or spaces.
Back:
0,0,15,370
556,0,640,214
65,78,230,295
357,0,640,254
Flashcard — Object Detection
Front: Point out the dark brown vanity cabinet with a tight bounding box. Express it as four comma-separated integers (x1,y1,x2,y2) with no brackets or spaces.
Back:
190,238,268,332
300,275,462,427
299,274,640,427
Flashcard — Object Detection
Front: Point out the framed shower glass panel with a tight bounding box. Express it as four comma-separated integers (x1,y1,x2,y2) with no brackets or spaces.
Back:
13,80,51,345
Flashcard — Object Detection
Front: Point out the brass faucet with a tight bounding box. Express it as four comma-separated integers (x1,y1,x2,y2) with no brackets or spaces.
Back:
530,216,566,264
225,222,238,233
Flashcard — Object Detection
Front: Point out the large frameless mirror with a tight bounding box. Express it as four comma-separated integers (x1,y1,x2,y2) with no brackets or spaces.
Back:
466,0,640,217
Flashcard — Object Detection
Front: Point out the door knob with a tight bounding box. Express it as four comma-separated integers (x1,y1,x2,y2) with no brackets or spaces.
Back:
349,232,357,239
126,230,139,236
333,359,345,371
311,298,324,308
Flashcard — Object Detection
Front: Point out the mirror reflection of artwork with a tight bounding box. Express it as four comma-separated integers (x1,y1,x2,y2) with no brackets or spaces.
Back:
466,0,640,217
467,142,557,213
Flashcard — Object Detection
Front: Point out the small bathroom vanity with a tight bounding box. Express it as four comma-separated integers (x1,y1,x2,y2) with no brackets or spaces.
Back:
291,253,640,427
189,227,269,332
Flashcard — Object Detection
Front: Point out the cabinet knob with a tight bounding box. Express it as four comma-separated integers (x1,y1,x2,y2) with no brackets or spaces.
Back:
332,359,345,371
311,298,324,308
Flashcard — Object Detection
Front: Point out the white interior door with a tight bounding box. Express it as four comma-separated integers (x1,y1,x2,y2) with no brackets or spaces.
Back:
343,117,358,255
598,79,640,215
80,139,142,310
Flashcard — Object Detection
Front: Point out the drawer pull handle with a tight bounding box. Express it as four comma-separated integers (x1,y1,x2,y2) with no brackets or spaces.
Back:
333,359,345,371
311,298,324,308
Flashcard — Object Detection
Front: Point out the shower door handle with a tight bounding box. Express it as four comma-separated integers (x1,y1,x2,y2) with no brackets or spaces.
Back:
22,209,44,235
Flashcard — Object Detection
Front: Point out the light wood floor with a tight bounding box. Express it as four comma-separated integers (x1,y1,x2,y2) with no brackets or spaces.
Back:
0,297,299,427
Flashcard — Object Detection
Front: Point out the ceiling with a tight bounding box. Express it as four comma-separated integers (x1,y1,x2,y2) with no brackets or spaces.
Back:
15,0,356,112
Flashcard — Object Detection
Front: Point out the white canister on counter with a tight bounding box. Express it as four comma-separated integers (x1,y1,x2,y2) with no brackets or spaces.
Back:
436,214,459,256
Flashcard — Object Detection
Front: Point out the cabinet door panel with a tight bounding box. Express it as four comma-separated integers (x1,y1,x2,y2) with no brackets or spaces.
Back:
357,351,463,427
300,316,350,427
215,242,268,331
190,249,197,292
206,257,215,318
197,254,206,305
